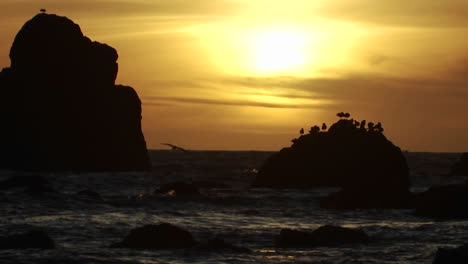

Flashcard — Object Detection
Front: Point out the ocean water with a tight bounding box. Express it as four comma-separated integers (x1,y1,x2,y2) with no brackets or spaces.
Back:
0,150,466,264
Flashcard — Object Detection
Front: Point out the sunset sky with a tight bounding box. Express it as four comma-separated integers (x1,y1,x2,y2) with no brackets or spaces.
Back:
1,1,468,152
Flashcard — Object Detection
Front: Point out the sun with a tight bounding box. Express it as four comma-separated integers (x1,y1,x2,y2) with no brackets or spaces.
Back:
251,30,308,73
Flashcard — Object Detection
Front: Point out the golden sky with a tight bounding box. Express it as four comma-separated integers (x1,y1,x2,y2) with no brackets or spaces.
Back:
1,0,468,151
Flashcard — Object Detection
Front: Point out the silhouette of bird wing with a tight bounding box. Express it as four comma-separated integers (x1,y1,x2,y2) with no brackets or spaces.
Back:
161,143,187,152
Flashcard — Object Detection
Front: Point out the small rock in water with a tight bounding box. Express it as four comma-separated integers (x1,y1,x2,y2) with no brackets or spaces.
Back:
112,223,196,249
412,184,468,219
450,153,468,176
0,230,54,249
433,244,468,264
275,225,369,248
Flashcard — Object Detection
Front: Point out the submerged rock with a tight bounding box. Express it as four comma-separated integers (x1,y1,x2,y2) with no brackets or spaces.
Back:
433,244,468,264
0,230,54,249
275,225,369,248
112,223,196,249
412,184,468,219
254,113,410,208
194,238,251,253
0,175,57,194
76,189,102,200
0,13,150,171
155,182,202,197
0,175,49,190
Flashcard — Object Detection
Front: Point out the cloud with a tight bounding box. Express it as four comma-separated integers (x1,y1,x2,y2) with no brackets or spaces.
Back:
235,91,330,101
220,72,468,100
143,96,325,109
318,0,468,28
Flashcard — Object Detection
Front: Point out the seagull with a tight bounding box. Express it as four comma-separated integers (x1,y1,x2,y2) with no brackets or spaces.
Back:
160,143,187,152
40,9,46,13
300,128,304,135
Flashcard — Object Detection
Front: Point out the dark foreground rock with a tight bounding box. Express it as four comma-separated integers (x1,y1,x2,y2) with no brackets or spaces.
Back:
112,223,196,249
412,184,468,218
0,230,54,249
255,113,410,209
275,225,369,248
433,244,468,264
450,153,468,176
0,13,150,171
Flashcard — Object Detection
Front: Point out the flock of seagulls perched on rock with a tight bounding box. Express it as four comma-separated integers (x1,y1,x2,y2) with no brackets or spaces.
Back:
297,112,384,135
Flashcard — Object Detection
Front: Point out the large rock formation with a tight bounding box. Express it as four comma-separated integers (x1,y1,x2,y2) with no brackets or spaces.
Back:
254,113,410,208
0,13,150,171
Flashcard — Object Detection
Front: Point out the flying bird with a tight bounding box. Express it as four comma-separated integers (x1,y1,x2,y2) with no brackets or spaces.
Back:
160,143,187,152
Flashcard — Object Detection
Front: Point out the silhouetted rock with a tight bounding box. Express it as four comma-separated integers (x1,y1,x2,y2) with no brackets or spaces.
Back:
254,114,410,208
433,244,468,264
155,182,202,197
0,230,54,249
194,238,251,253
0,13,150,171
450,153,468,176
412,184,468,218
275,225,369,248
112,223,196,249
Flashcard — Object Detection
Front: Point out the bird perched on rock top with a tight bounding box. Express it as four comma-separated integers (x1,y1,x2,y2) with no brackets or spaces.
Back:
360,120,366,129
321,123,327,131
161,143,187,152
343,112,351,119
40,9,46,13
309,125,320,134
375,122,383,133
300,128,304,135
